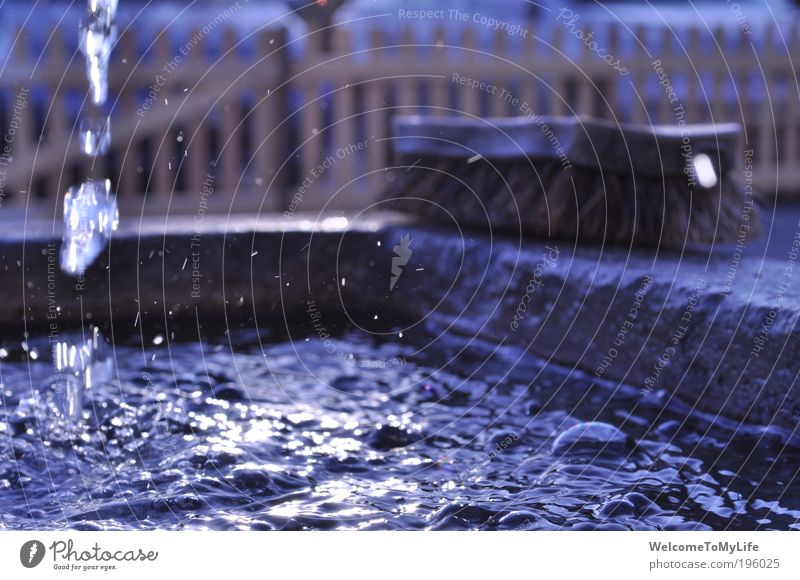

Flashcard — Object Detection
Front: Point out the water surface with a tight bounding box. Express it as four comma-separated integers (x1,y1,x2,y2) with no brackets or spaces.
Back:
1,329,798,530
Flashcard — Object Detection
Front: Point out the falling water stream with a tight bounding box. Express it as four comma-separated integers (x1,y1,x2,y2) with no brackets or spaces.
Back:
61,0,119,278
54,0,121,425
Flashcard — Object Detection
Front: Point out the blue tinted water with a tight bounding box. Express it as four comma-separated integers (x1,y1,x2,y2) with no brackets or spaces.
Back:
1,330,798,530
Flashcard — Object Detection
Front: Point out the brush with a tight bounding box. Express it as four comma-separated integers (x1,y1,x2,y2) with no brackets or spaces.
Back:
380,115,754,248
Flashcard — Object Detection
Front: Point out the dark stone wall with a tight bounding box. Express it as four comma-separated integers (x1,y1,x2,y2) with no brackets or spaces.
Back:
2,213,797,429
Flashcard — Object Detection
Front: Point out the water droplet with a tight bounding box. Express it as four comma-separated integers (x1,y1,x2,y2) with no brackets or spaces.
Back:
551,421,631,456
153,335,164,345
79,116,110,156
60,179,119,276
80,17,117,105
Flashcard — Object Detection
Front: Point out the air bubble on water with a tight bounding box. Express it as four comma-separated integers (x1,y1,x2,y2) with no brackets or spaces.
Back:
51,327,115,425
60,179,119,276
551,421,631,457
79,116,111,156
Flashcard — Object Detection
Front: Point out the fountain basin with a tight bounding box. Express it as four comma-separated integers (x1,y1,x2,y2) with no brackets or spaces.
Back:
3,211,798,431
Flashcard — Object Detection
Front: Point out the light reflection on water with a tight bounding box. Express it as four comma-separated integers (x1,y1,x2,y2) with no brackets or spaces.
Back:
0,331,798,530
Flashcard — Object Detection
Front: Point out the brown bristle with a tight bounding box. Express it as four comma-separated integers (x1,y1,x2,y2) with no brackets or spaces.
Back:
382,153,754,248
382,115,754,249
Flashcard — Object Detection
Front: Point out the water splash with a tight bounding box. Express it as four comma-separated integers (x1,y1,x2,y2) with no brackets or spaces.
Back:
51,327,115,425
79,116,111,156
60,179,119,276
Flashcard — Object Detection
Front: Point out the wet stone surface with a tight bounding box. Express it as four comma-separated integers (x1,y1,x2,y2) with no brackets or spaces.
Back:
0,330,798,530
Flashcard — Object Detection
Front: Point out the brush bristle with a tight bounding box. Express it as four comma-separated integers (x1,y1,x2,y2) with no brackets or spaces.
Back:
382,154,753,248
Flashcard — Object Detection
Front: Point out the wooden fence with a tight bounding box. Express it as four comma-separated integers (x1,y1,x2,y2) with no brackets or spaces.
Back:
1,18,799,218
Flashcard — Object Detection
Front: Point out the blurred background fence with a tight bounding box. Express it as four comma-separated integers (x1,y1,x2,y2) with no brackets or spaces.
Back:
1,11,799,217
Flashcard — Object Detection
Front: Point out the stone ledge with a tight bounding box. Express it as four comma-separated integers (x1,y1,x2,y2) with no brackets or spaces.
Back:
1,213,796,430
378,225,798,430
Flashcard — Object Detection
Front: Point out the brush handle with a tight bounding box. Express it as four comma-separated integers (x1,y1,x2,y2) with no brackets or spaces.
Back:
392,115,741,178
391,115,573,160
